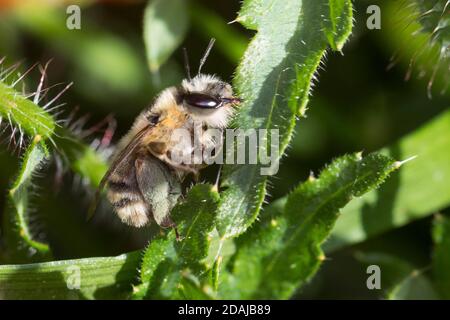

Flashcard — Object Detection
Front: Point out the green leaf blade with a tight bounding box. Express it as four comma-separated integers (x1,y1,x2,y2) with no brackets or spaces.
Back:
326,109,450,252
221,153,397,299
54,127,108,188
387,270,439,300
135,184,219,299
0,81,55,141
216,0,354,239
325,0,353,51
0,251,141,299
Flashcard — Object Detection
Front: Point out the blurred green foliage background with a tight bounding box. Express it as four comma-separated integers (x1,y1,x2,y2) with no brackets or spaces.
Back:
0,0,448,299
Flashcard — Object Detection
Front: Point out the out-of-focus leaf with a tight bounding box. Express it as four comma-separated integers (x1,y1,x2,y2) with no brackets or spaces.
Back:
0,251,141,299
54,127,107,188
355,252,416,295
432,214,450,299
387,270,439,300
219,153,397,299
0,16,20,61
216,0,353,239
11,4,148,110
326,109,450,252
360,251,440,300
133,184,219,299
178,273,215,300
143,0,188,73
2,137,52,263
190,2,247,64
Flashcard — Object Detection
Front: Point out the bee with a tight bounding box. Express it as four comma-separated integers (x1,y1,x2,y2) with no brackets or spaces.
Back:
90,39,241,237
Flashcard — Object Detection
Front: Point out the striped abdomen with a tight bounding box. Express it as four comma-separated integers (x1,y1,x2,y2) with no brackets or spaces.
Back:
106,164,151,228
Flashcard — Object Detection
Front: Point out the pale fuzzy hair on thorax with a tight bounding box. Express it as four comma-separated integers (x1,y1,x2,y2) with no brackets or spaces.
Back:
181,74,220,92
150,87,179,114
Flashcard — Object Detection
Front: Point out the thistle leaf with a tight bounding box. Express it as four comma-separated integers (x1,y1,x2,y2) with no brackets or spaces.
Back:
0,63,108,262
219,153,397,299
0,251,141,299
0,81,55,141
2,136,52,263
216,0,353,239
326,109,450,252
134,184,219,299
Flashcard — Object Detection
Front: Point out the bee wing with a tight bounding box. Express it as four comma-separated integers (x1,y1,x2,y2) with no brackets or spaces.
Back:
87,124,154,220
135,155,181,228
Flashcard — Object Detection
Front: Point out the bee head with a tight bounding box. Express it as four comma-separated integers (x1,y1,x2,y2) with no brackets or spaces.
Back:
180,74,241,128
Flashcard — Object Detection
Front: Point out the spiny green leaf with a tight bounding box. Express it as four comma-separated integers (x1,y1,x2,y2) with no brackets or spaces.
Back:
432,214,450,299
0,63,108,260
143,0,189,73
0,82,55,140
0,251,141,299
2,136,52,263
220,153,397,299
216,0,353,239
134,184,219,299
324,0,353,51
326,109,450,252
0,62,107,188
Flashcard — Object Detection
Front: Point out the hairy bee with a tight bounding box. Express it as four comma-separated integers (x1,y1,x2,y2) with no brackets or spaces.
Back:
91,40,241,235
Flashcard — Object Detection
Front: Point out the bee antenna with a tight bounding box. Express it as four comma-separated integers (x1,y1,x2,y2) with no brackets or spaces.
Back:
198,38,216,75
183,47,192,81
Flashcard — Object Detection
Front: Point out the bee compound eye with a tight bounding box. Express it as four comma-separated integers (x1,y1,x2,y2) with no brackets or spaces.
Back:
184,93,221,109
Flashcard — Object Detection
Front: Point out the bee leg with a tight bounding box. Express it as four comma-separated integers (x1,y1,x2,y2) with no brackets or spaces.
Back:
152,153,198,175
212,164,222,192
135,155,182,231
192,171,201,182
174,225,183,242
155,214,183,241
157,217,183,241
